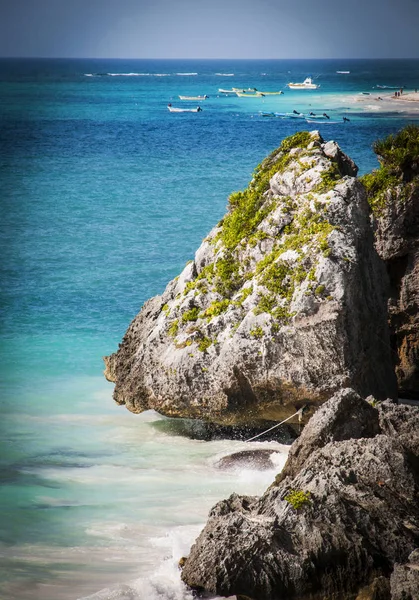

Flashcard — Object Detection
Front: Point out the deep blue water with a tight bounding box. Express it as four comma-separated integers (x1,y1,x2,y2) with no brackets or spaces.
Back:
1,58,419,599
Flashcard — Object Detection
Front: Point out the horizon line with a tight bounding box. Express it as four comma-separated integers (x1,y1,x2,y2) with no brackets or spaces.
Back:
1,56,419,61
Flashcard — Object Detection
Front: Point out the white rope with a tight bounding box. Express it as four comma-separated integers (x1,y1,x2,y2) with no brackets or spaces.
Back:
245,408,303,443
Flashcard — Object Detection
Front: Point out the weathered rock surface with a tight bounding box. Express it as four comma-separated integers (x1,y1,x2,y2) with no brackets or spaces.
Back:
362,125,419,398
373,188,419,399
390,549,419,600
181,396,419,599
105,131,397,424
277,387,381,483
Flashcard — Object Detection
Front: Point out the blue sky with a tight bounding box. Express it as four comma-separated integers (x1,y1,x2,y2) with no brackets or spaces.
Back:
1,0,418,58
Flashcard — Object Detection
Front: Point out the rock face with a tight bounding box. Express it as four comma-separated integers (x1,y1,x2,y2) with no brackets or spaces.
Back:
277,387,381,483
181,391,419,600
105,131,397,424
361,125,419,399
372,187,419,398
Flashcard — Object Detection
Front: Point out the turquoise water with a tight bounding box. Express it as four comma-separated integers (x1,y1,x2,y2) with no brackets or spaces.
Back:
1,58,419,599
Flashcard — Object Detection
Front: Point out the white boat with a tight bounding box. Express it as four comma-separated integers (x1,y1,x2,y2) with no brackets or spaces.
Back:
236,91,265,97
257,90,283,95
336,71,350,74
218,88,241,93
168,105,202,113
178,95,208,100
287,77,320,90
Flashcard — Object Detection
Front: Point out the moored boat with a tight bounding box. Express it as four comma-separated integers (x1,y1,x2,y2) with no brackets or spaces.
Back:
168,105,203,113
236,91,265,97
287,77,320,90
178,95,208,100
257,90,283,95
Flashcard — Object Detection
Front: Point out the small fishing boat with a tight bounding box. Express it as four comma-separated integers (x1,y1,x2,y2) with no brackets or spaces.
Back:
233,87,257,92
257,90,283,95
218,88,240,94
236,91,265,97
259,112,276,117
178,95,208,100
287,77,320,90
336,71,350,74
306,119,340,124
168,105,202,113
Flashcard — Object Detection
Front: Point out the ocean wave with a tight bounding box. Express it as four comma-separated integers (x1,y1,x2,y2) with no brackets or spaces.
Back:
215,73,234,76
83,73,171,77
175,73,198,76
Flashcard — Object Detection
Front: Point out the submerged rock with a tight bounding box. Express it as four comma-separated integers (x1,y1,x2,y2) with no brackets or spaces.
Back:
181,396,419,600
216,449,283,471
105,131,397,424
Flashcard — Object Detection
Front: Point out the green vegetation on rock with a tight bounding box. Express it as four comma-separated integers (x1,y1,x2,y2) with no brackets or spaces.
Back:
182,307,200,323
198,336,213,352
285,489,311,510
203,299,230,319
218,131,313,251
361,124,419,215
170,130,340,345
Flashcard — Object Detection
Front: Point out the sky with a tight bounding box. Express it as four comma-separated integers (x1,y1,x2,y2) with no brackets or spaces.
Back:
1,0,418,59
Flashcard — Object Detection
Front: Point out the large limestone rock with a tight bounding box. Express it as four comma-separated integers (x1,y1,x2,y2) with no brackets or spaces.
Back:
105,131,397,424
181,396,419,599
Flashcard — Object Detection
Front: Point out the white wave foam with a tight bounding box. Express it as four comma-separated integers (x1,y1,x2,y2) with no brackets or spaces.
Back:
175,73,197,76
78,525,235,600
215,73,234,76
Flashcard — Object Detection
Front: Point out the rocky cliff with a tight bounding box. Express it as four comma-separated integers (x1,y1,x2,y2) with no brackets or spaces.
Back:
362,125,419,399
104,131,397,424
181,390,419,600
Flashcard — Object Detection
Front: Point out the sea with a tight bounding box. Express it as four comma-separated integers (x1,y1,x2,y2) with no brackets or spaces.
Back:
1,58,418,600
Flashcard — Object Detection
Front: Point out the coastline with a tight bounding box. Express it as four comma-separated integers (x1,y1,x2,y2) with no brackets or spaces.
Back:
348,90,419,115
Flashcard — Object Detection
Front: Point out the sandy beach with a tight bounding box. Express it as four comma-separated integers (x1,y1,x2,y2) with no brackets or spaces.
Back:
351,91,419,115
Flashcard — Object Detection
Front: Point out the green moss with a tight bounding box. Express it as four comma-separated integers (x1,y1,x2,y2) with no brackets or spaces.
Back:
272,306,293,322
285,489,311,509
236,287,252,305
248,229,269,247
259,260,291,296
198,336,213,352
313,163,342,193
250,326,264,339
315,284,325,295
217,132,314,251
211,253,243,297
360,167,399,216
279,131,312,153
162,303,170,315
184,264,215,295
168,319,179,337
203,299,230,319
254,294,277,315
181,307,200,323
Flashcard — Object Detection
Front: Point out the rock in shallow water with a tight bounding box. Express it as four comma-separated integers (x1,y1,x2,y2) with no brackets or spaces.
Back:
104,131,396,425
216,449,283,471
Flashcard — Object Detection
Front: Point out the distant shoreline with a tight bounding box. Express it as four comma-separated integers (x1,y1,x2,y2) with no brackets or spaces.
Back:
349,91,419,114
